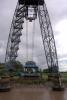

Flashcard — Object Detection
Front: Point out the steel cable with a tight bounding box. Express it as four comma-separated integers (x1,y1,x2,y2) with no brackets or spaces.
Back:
26,20,28,61
32,20,35,61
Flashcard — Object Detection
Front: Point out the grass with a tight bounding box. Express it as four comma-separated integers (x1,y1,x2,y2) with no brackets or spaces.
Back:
13,78,46,85
60,72,67,83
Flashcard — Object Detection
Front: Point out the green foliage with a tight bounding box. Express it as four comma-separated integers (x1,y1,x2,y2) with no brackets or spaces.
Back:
12,61,24,71
8,61,24,76
43,68,48,73
0,61,24,77
61,72,67,83
0,63,5,76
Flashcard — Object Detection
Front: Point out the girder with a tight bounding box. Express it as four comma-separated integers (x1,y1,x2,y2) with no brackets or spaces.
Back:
38,4,58,73
18,0,44,5
5,3,25,62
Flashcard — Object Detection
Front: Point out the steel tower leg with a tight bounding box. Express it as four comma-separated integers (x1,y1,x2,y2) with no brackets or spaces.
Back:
38,3,64,90
5,2,25,63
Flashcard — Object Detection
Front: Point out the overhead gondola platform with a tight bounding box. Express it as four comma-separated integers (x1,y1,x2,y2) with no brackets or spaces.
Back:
18,0,44,5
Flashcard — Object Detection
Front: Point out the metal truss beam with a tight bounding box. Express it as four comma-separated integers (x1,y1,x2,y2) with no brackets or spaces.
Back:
38,4,59,73
5,2,25,62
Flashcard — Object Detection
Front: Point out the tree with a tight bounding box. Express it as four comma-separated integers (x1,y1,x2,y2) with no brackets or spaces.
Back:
43,69,48,73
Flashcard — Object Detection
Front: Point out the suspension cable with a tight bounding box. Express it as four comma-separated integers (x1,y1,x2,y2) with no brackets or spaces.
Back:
26,20,28,61
32,20,35,61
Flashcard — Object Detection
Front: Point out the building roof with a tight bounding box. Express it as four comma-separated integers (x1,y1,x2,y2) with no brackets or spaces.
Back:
25,61,38,68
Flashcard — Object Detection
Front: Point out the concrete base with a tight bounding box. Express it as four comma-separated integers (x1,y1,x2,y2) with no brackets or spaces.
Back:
0,87,11,92
52,85,64,91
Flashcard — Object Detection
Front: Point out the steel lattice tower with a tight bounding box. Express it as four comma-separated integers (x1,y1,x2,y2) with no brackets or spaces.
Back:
5,0,64,90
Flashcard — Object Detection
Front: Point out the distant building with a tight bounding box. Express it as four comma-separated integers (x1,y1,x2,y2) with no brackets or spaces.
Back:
21,61,40,80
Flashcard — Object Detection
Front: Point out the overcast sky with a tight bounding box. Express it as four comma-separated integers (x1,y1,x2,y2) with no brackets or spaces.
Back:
0,0,67,71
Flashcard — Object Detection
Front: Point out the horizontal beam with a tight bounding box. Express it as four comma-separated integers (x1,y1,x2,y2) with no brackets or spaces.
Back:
18,0,44,5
